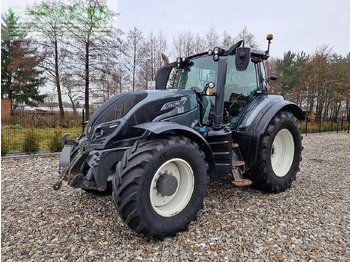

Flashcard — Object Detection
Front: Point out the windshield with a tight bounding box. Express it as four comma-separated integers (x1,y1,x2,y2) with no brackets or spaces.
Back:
177,56,219,91
173,56,218,125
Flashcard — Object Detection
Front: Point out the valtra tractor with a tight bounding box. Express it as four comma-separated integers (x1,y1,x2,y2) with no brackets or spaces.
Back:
55,34,304,239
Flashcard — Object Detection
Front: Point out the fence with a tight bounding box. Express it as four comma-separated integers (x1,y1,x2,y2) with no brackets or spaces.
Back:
1,110,349,156
1,110,83,155
302,116,350,135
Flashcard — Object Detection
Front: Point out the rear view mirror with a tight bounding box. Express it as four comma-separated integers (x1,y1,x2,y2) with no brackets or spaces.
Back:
235,47,251,71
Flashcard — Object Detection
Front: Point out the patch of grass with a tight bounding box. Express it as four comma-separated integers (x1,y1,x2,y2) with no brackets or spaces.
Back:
1,125,82,153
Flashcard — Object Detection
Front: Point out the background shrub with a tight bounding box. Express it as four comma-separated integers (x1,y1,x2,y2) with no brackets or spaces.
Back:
22,128,40,154
1,135,9,156
49,131,63,152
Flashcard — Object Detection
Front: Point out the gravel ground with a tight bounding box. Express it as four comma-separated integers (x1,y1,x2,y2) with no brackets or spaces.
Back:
1,132,350,261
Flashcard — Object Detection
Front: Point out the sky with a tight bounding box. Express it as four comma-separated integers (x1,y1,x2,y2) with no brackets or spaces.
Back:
2,0,350,59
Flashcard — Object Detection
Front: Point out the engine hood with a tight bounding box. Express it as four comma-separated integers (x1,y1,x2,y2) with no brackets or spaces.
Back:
86,89,198,146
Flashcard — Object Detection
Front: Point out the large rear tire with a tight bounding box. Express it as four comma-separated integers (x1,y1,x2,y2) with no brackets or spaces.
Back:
112,136,209,239
248,111,302,192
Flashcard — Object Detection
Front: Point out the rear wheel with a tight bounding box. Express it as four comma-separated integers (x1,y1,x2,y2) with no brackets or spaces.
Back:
112,136,209,239
249,111,302,192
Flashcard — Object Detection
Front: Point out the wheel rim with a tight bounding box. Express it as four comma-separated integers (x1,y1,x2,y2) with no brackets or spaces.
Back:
271,129,295,177
150,158,194,217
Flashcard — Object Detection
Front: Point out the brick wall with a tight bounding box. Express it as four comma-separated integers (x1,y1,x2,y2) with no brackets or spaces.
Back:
1,99,13,120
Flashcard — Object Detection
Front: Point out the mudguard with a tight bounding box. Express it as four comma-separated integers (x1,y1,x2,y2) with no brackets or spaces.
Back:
234,95,304,169
135,122,216,178
83,147,129,190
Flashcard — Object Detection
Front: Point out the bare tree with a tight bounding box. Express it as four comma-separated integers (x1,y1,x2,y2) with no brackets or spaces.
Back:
137,31,168,90
222,30,235,47
234,26,258,48
26,0,68,119
66,0,121,119
61,73,83,114
205,26,219,49
126,27,144,91
172,31,196,57
193,33,206,54
156,31,168,69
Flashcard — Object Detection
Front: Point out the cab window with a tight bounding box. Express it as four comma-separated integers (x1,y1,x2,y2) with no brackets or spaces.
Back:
224,56,258,128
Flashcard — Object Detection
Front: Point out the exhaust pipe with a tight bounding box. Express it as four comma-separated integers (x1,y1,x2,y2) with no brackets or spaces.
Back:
161,53,169,66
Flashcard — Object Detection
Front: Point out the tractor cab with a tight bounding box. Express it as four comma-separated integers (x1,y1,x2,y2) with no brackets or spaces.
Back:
155,37,273,131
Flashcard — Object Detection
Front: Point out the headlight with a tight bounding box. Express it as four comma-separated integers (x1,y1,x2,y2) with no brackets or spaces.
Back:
93,121,120,139
213,47,220,54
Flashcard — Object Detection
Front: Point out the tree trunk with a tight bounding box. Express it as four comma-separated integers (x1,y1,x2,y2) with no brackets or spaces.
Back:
85,41,90,120
68,95,76,115
54,40,65,120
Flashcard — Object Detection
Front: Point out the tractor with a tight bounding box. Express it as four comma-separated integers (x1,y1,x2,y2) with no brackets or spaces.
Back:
55,34,304,239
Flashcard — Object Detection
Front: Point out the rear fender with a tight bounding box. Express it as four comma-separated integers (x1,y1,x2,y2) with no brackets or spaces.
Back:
135,122,216,178
235,95,304,169
247,98,304,133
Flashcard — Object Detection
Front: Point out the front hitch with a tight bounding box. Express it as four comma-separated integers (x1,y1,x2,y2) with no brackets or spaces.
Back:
53,133,86,191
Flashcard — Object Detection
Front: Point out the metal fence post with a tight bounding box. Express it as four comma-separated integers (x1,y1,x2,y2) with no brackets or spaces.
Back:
82,109,85,133
305,119,308,136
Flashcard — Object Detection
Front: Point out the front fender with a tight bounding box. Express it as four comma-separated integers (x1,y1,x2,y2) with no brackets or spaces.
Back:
135,122,216,178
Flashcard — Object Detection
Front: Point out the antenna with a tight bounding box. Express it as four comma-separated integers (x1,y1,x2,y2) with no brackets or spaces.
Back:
266,33,273,55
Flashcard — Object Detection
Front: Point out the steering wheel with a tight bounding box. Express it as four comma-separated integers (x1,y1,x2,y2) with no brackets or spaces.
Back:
228,93,246,116
190,86,202,93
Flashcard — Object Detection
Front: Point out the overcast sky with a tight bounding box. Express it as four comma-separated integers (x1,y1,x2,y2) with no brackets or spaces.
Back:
2,0,350,59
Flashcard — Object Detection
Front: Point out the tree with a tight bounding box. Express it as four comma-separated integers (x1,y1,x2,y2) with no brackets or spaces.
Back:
61,73,83,114
222,30,235,47
172,31,196,57
26,0,68,119
138,31,168,90
126,27,144,91
65,0,122,119
205,26,219,49
276,51,308,106
1,9,46,107
234,26,258,48
306,45,332,124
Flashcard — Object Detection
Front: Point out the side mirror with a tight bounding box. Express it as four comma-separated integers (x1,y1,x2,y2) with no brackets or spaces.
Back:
268,75,278,81
235,47,251,71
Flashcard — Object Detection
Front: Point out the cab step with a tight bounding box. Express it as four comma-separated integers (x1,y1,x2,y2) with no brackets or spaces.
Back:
232,143,239,148
232,179,252,187
232,160,245,167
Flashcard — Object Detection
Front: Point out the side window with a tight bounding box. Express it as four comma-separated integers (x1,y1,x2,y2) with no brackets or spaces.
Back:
225,57,258,100
224,56,259,128
259,62,268,90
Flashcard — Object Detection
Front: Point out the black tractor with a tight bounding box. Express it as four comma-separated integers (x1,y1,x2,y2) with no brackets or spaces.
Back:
56,34,304,239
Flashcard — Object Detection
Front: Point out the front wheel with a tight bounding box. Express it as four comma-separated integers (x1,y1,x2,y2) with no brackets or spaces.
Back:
248,111,302,192
112,136,209,239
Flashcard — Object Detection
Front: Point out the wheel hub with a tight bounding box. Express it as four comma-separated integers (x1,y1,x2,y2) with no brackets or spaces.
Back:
156,173,178,196
150,158,195,217
271,128,295,177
